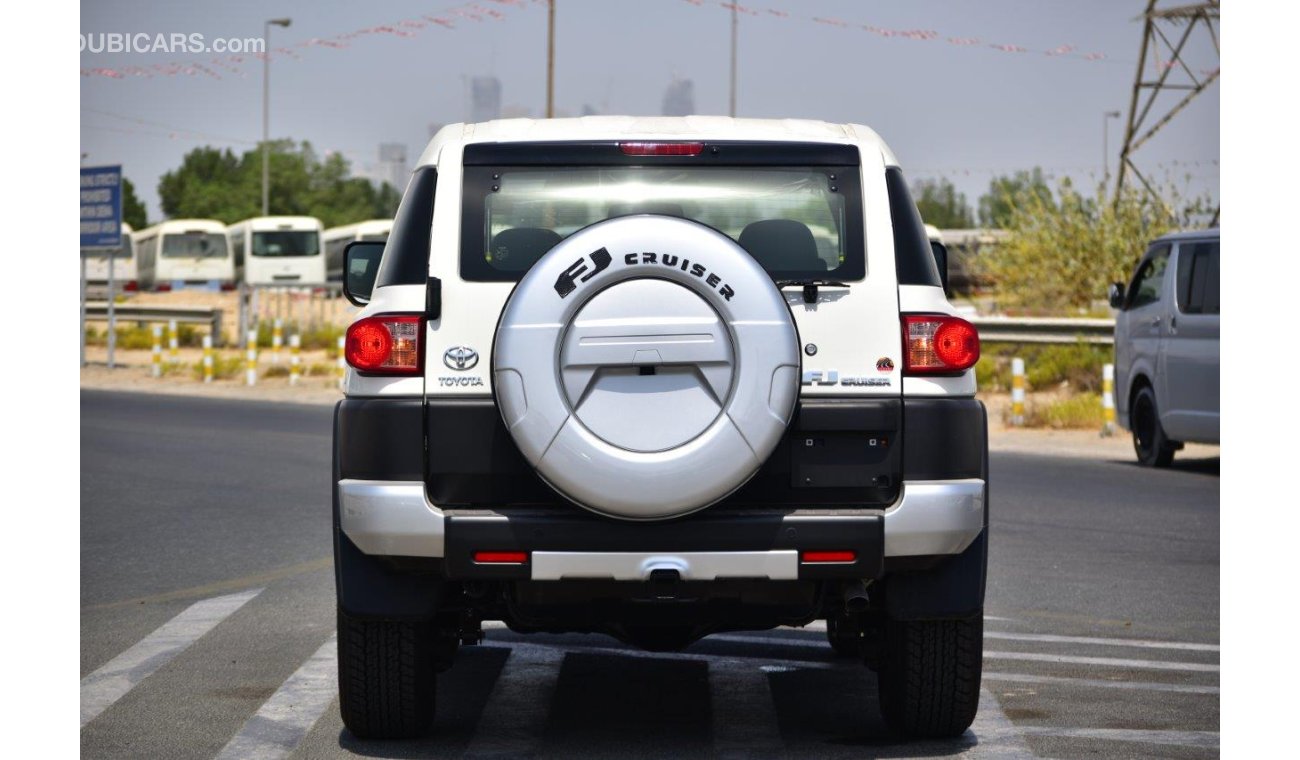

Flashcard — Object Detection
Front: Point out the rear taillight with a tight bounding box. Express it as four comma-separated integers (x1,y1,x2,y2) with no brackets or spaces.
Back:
801,550,857,563
473,551,528,564
902,314,980,374
619,141,704,156
156,283,172,292
220,282,236,292
345,314,423,375
123,280,138,292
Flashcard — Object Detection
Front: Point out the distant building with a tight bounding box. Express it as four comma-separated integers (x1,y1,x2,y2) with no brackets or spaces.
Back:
376,143,408,191
470,76,502,123
662,78,694,117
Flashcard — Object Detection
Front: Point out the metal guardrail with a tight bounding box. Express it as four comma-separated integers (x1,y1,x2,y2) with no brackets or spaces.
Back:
971,316,1115,345
84,303,224,345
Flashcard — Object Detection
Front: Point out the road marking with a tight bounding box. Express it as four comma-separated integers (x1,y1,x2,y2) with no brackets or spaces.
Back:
964,688,1036,759
81,588,261,728
1015,726,1219,749
984,671,1218,695
214,635,338,760
82,557,331,612
464,643,565,758
985,631,1219,652
985,651,1219,673
709,659,784,757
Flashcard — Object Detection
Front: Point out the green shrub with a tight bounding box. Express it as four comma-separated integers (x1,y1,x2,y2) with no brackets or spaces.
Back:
976,341,1113,393
191,353,245,380
306,362,337,377
262,364,291,379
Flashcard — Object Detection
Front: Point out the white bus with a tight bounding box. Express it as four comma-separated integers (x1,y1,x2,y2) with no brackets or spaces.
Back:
84,223,139,291
323,220,392,282
134,219,234,291
228,216,327,286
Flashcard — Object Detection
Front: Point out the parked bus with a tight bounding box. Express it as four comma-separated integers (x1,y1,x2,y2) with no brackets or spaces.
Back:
323,220,392,282
228,216,327,286
84,223,139,291
134,219,234,291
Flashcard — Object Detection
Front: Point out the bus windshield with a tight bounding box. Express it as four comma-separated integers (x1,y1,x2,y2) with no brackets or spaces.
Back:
161,232,228,259
253,230,320,257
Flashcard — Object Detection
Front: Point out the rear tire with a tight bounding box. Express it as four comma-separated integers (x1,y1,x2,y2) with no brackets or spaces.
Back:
1132,385,1176,467
877,615,982,739
337,608,438,739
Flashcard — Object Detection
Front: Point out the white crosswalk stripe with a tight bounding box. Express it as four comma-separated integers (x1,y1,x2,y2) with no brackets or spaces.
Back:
215,635,338,760
80,588,262,728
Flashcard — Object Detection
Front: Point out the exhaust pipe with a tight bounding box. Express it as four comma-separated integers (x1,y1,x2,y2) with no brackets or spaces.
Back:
843,580,870,613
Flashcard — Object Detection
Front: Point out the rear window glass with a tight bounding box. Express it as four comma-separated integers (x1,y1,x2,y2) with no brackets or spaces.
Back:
161,232,227,259
885,167,943,287
1175,240,1220,315
461,162,863,282
252,230,319,257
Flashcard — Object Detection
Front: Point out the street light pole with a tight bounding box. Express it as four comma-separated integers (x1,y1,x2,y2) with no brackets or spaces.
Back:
1103,110,1121,186
262,18,291,216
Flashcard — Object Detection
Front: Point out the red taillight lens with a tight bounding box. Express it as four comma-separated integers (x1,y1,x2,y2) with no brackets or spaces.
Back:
156,283,172,292
902,315,980,374
802,550,857,563
473,551,528,564
220,282,236,292
619,141,704,156
345,314,423,374
123,280,139,292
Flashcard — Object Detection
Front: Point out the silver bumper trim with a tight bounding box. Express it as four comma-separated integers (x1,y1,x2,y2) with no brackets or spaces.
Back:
338,479,445,557
337,477,986,562
530,550,799,581
884,479,986,557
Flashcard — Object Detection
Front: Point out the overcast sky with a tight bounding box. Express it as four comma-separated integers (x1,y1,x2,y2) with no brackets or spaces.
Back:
79,0,1220,222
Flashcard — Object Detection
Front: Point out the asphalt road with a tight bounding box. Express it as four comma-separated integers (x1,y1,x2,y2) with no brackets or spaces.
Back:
80,390,1220,759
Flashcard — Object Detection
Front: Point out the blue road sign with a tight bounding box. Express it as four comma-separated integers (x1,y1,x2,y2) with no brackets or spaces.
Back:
81,164,123,250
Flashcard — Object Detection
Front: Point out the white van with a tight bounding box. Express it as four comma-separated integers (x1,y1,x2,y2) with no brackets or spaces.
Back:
134,219,234,291
1109,228,1220,465
228,216,327,286
323,220,392,282
84,223,138,291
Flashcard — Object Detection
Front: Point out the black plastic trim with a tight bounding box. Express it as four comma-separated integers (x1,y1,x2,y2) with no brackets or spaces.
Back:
374,167,436,288
336,398,424,481
901,398,987,480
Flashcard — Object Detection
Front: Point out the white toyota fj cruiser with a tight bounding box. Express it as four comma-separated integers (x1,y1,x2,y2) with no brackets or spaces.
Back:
334,117,987,740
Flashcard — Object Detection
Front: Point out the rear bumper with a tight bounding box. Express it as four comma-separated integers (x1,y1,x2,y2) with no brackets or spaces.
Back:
337,477,985,579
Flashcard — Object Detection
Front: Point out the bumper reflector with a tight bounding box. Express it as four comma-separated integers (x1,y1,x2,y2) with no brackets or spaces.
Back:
473,551,529,564
801,550,856,563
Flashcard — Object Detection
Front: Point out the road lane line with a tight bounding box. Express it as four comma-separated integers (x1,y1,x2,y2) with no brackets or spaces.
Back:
984,671,1218,695
984,631,1219,652
81,588,262,728
709,660,784,757
214,635,338,760
463,643,565,758
965,688,1036,759
1015,726,1219,749
984,651,1219,672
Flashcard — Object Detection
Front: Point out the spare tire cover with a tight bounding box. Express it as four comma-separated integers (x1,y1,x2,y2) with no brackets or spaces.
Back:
493,215,800,520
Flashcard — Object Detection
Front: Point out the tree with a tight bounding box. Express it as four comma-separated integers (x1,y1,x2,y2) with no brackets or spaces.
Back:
979,180,1187,312
978,168,1053,228
122,177,148,229
157,141,397,226
911,177,973,229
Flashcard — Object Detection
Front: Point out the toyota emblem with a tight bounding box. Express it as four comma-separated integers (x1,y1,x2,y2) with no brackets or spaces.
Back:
443,346,479,371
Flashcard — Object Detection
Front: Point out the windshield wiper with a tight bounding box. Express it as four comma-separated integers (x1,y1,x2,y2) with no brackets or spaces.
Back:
777,279,850,304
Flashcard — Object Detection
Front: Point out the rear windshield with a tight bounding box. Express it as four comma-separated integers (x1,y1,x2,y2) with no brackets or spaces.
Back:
161,232,227,259
460,146,863,282
252,230,320,257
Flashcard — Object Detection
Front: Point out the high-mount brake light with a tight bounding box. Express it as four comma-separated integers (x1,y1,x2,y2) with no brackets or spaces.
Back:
902,314,980,374
345,314,423,375
619,141,704,156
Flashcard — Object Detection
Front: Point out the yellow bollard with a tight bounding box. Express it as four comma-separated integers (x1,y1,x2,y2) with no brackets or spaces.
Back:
1010,357,1025,426
272,319,283,365
246,329,258,386
1101,363,1116,436
337,335,346,390
168,319,179,365
289,334,301,386
202,335,213,384
151,325,162,378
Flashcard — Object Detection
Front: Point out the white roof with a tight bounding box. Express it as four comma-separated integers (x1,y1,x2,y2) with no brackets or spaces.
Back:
230,216,322,230
417,116,897,168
